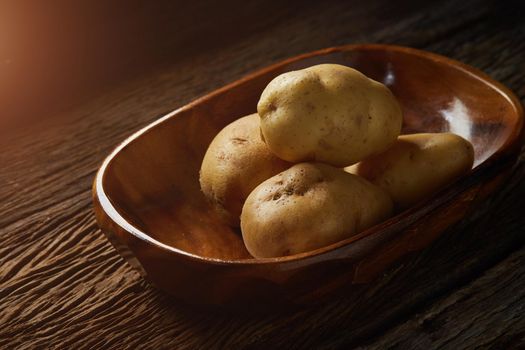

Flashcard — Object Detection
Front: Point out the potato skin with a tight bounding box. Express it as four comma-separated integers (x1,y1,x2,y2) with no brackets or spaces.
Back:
345,133,475,210
199,114,291,226
240,163,393,258
257,64,402,167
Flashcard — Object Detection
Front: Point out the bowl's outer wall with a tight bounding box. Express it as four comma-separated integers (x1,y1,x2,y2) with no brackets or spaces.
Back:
93,45,524,305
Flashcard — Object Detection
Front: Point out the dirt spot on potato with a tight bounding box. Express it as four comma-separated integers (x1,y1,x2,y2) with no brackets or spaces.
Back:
268,102,277,112
231,137,248,145
305,102,316,112
217,151,229,161
284,184,295,196
318,139,333,150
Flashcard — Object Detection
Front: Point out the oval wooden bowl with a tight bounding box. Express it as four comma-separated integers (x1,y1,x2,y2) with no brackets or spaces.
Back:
93,44,524,307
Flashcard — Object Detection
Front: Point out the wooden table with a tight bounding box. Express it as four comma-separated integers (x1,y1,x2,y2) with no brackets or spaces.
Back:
2,0,525,348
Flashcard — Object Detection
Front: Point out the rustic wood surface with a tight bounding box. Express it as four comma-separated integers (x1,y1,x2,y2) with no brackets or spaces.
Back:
1,0,525,348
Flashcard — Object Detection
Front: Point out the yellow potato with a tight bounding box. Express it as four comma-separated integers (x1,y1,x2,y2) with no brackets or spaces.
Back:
345,133,474,210
200,114,291,226
257,64,402,167
240,163,393,258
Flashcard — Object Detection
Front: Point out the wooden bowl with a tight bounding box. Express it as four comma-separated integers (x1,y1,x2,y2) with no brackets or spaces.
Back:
93,44,524,307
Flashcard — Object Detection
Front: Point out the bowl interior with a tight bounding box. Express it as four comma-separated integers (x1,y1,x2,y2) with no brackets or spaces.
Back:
100,46,521,260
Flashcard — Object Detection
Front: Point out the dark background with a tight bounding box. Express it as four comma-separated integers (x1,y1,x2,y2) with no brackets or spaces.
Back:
3,0,517,130
1,0,306,129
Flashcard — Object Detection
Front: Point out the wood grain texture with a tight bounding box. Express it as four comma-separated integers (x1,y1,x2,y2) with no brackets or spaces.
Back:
1,0,525,348
361,247,525,350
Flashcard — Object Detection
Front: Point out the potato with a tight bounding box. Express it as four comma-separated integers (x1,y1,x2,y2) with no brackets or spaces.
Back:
345,133,474,210
257,64,402,167
240,163,393,258
200,114,291,226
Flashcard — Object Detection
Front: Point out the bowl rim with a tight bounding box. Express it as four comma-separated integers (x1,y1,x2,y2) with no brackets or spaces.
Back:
94,43,524,266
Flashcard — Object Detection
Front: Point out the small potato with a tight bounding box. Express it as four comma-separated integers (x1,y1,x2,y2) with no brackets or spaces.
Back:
240,163,393,258
200,114,291,226
345,133,474,210
257,64,402,167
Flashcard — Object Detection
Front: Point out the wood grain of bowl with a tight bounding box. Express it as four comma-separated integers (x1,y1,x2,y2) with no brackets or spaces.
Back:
92,44,524,307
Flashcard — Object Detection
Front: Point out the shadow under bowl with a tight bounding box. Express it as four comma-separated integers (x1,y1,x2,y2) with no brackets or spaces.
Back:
93,44,524,307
